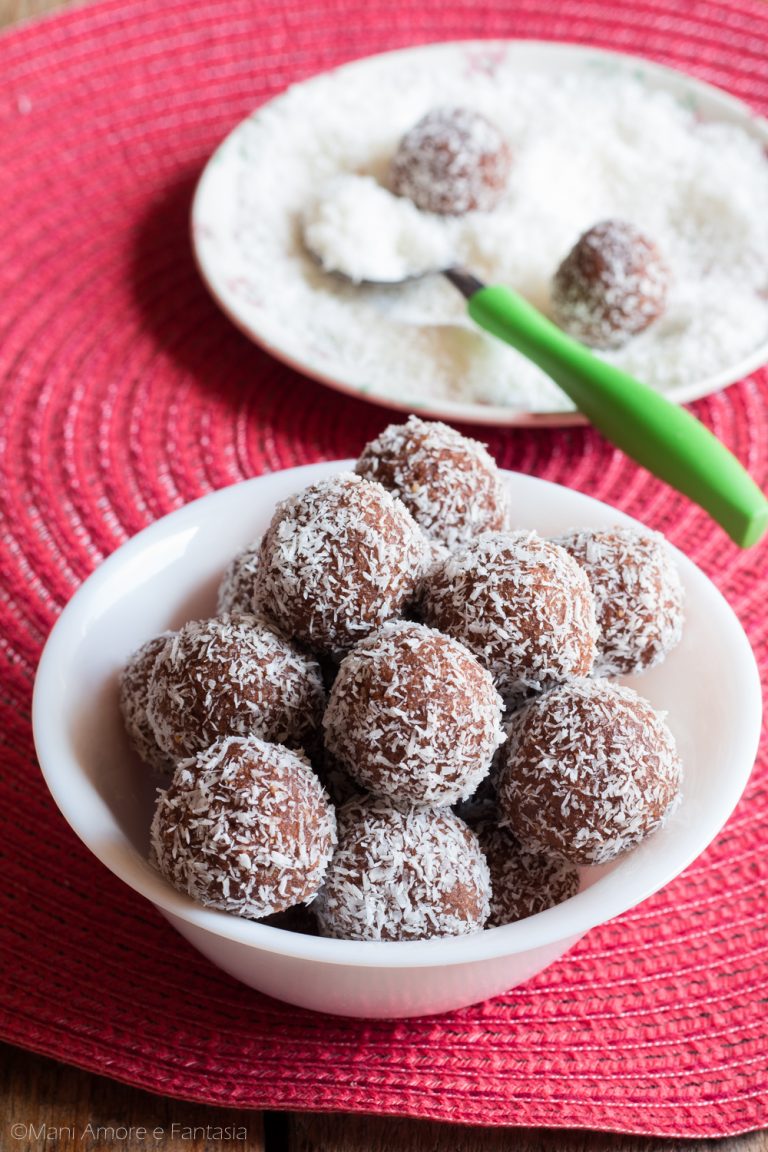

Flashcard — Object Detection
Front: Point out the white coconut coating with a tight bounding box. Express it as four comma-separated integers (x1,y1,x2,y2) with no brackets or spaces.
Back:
470,811,580,927
355,416,509,550
323,621,505,806
254,472,428,657
146,613,325,761
421,530,598,701
315,795,491,941
550,219,669,350
389,106,512,216
150,735,337,919
119,632,176,775
497,679,682,866
217,538,262,615
554,527,685,676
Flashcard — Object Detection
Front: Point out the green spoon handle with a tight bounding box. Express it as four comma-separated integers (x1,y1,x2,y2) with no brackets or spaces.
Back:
467,284,768,548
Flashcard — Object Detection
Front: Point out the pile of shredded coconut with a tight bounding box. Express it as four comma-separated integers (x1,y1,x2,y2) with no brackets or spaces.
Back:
230,50,768,412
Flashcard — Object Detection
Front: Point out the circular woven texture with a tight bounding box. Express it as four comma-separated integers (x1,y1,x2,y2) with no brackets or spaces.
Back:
1,0,768,1137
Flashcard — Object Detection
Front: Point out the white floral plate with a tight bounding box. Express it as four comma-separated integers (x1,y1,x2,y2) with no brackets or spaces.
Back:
191,41,768,427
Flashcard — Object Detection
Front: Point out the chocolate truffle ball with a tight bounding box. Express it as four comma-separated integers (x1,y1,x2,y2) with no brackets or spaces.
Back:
315,796,491,941
497,679,682,866
146,614,325,761
150,735,337,919
254,472,427,657
470,812,580,927
217,539,261,615
390,107,512,216
421,531,598,701
324,621,504,805
355,416,508,550
550,219,669,349
119,633,176,775
554,527,685,676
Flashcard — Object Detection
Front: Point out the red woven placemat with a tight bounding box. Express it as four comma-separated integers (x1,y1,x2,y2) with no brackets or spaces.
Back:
2,0,768,1136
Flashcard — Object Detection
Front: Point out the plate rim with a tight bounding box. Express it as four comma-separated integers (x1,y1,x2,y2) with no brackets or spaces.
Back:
191,38,768,428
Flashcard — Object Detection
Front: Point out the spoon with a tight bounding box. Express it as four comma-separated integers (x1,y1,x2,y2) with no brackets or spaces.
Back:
304,208,768,548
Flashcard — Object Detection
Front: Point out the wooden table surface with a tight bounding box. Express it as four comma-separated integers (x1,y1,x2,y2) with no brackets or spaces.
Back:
1,0,766,1147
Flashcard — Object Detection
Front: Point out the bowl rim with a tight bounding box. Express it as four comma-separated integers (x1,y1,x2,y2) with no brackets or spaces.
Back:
33,463,763,969
191,38,768,428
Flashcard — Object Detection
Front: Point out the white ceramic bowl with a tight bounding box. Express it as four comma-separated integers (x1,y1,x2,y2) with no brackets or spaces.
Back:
33,464,762,1018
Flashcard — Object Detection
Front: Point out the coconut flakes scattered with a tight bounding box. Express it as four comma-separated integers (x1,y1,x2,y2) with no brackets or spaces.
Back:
355,415,509,549
324,620,505,806
314,794,491,941
150,734,337,919
497,678,682,866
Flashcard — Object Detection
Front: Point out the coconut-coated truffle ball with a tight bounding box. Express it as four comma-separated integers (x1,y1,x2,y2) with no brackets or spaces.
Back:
497,679,682,866
390,106,512,216
217,539,261,615
355,416,509,550
119,633,176,775
470,812,580,927
150,735,337,918
254,472,427,657
315,795,491,941
146,614,325,761
554,527,685,677
550,219,669,350
421,531,598,701
323,621,505,806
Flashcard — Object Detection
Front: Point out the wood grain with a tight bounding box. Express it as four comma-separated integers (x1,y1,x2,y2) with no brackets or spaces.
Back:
0,0,75,26
290,1113,768,1152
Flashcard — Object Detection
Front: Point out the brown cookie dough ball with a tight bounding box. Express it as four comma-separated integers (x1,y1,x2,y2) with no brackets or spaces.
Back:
550,220,669,349
146,614,325,761
217,539,261,615
497,679,682,866
470,812,580,927
315,796,490,941
119,633,176,775
390,106,512,215
421,531,598,701
355,416,508,550
324,621,505,806
554,527,685,676
150,735,337,919
254,472,427,657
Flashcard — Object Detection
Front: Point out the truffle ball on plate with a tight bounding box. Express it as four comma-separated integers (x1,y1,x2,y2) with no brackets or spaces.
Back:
254,472,427,657
421,531,598,701
150,735,337,919
119,632,176,775
323,620,505,806
355,415,508,550
550,219,669,349
497,679,682,866
315,795,491,941
146,614,325,761
554,527,685,676
217,539,261,615
390,106,512,216
469,812,580,927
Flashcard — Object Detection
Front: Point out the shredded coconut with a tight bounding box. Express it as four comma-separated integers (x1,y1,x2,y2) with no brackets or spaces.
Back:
323,620,505,806
315,795,491,940
554,526,685,676
421,530,599,701
217,539,262,615
355,415,509,549
228,48,768,412
150,734,337,919
497,678,683,866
